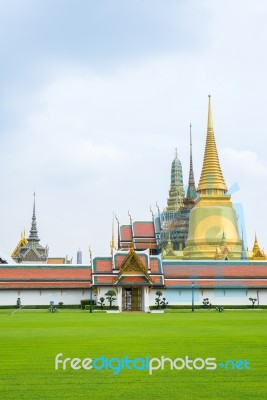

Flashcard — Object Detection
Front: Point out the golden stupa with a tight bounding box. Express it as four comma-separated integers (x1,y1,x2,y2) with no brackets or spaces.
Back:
183,96,242,259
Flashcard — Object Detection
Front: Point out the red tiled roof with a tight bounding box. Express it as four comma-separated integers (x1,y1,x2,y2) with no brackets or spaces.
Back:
164,279,267,288
150,259,162,273
163,264,267,279
47,258,66,264
0,281,88,289
120,242,132,249
133,222,155,238
120,225,133,241
94,259,112,273
94,276,114,285
135,243,158,250
133,238,157,243
114,254,127,267
118,275,150,284
151,275,164,285
0,267,91,280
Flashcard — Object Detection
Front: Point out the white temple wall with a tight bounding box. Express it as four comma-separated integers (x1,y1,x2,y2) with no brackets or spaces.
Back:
1,287,267,307
0,289,90,306
148,288,267,306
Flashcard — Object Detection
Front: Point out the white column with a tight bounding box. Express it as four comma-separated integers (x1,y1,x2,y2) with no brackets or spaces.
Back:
117,287,122,312
143,286,150,312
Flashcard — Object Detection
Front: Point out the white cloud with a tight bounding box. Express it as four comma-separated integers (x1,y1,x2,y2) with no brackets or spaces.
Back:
222,148,267,177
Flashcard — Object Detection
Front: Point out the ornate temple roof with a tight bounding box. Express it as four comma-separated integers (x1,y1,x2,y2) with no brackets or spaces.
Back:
11,231,28,259
14,194,48,263
92,249,164,287
197,96,227,193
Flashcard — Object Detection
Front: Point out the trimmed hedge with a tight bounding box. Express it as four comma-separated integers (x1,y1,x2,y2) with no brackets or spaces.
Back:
0,305,80,309
149,305,267,310
80,299,96,310
84,305,119,311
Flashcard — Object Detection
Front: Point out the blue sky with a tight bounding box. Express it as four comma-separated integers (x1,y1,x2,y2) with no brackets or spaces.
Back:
1,0,267,261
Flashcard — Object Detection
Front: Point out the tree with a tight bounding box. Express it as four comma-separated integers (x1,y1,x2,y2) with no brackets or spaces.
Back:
105,290,116,308
249,297,257,308
98,297,105,309
160,297,168,309
202,298,212,308
155,290,163,309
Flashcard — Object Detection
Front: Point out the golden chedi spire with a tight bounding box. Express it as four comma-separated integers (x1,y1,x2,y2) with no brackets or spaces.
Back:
197,95,227,194
183,96,242,260
253,233,260,253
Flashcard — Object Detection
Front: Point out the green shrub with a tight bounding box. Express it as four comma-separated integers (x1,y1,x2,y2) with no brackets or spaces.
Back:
149,304,267,310
0,304,80,309
80,299,96,309
84,305,119,311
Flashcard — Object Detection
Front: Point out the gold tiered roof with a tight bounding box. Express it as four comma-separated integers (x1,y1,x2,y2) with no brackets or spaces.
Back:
197,96,227,192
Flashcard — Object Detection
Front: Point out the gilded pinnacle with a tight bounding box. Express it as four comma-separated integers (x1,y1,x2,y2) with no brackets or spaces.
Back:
197,96,227,193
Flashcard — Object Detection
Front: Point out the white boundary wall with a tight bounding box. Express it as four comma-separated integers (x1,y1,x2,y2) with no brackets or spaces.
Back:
1,287,267,308
0,289,90,306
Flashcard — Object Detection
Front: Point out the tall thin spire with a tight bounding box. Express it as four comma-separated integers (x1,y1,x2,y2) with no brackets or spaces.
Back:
115,214,120,250
186,123,197,199
28,192,40,242
197,95,227,193
110,212,115,255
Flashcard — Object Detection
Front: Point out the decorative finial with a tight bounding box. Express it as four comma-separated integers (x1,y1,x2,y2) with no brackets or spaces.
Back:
110,213,115,254
208,94,213,130
150,205,154,219
255,232,258,244
128,210,132,224
115,214,120,250
186,123,197,200
115,214,119,224
175,148,178,158
88,245,92,265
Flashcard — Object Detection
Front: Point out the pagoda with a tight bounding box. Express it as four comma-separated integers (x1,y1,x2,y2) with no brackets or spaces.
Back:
184,96,242,259
160,126,197,256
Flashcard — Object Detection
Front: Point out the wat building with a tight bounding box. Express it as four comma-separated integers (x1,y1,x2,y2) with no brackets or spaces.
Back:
0,96,267,310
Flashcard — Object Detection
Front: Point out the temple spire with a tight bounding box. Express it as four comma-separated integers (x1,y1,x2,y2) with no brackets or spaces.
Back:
186,123,197,199
253,232,260,253
166,150,185,211
28,192,40,242
110,212,115,254
197,95,227,194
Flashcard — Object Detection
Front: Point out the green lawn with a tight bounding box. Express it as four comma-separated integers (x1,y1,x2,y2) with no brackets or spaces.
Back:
0,309,266,400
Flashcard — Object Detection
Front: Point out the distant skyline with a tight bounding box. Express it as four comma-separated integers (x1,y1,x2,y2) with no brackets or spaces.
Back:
1,1,267,262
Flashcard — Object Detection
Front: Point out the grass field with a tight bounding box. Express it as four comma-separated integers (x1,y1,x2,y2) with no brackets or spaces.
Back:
0,309,266,400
